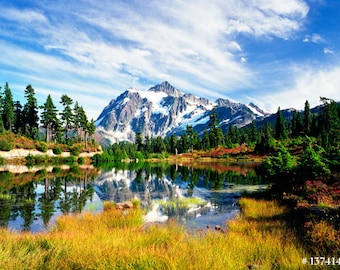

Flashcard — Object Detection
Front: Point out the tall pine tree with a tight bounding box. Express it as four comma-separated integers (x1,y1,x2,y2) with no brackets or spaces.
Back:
40,95,59,143
304,100,312,135
275,107,287,139
13,101,23,134
23,85,39,139
319,97,340,148
2,82,14,131
291,110,303,137
60,94,73,143
208,108,223,148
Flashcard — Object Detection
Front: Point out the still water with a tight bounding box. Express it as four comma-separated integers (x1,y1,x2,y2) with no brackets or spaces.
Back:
0,162,268,232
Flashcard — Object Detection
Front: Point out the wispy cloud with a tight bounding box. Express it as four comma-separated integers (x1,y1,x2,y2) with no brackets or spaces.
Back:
3,0,337,120
250,65,340,112
324,47,334,54
303,33,326,43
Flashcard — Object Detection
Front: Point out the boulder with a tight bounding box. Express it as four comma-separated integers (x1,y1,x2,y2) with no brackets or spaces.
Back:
115,201,134,210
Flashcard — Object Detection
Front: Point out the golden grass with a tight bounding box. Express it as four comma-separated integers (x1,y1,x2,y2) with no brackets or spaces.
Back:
0,199,310,270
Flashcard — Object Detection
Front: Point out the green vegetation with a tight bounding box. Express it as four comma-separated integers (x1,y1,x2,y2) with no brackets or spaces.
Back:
0,82,97,156
0,198,312,269
92,98,339,167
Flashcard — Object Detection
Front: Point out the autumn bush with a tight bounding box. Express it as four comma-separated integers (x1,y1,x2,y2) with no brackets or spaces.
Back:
304,220,340,254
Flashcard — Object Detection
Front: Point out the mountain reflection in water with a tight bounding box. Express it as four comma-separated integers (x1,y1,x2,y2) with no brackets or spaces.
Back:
0,162,268,232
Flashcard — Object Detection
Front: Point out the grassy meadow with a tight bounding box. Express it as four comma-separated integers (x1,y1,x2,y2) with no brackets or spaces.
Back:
0,198,312,269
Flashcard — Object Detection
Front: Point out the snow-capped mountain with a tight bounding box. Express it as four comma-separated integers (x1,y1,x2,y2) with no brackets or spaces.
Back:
95,81,270,144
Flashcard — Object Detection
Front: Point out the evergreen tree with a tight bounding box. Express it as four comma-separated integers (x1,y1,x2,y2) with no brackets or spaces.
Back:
319,97,340,148
208,108,223,148
180,133,189,153
275,107,287,139
263,142,296,187
227,124,240,145
144,135,152,153
60,94,73,143
249,121,258,143
23,85,39,139
78,106,89,144
169,134,178,154
13,101,23,134
304,100,312,135
201,129,210,150
185,125,198,151
152,136,166,153
135,132,143,152
296,111,304,136
291,110,303,137
73,102,82,142
87,119,96,144
40,95,59,143
255,122,274,153
297,137,330,178
72,103,89,145
1,82,14,131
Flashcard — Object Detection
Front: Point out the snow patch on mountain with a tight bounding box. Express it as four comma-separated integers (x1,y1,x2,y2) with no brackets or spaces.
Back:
246,104,264,117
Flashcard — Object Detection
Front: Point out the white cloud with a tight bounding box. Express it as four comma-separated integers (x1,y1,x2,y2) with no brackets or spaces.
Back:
251,65,340,112
223,0,309,38
311,33,325,43
0,0,312,119
324,48,334,54
0,7,48,23
303,33,326,44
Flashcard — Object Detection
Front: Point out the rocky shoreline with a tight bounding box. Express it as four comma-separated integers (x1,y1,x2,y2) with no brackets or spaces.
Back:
0,148,101,159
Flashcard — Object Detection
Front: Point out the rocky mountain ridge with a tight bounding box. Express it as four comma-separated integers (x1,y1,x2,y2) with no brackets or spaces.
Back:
95,81,270,144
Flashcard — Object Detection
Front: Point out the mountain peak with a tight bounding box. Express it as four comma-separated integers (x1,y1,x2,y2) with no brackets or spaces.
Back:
148,81,181,96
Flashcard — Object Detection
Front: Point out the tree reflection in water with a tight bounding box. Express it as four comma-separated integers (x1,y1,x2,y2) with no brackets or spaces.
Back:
0,166,99,232
0,162,268,232
94,162,268,230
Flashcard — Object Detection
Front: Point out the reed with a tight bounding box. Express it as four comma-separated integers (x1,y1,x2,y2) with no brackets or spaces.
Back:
0,198,310,269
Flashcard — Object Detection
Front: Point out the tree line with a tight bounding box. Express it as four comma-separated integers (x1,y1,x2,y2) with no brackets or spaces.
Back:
0,82,95,147
94,97,340,162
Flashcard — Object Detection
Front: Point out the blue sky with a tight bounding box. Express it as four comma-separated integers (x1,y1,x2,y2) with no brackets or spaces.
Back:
0,0,339,120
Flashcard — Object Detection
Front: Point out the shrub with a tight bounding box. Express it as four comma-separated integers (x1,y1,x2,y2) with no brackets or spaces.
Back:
305,220,340,254
78,157,85,164
36,142,48,153
52,146,62,155
131,198,141,208
0,140,13,151
70,145,83,156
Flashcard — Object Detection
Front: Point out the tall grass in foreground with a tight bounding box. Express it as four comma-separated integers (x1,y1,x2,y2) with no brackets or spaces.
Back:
0,199,311,269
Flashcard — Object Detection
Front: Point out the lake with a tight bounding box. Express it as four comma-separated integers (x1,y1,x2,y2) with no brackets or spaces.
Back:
0,161,268,232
